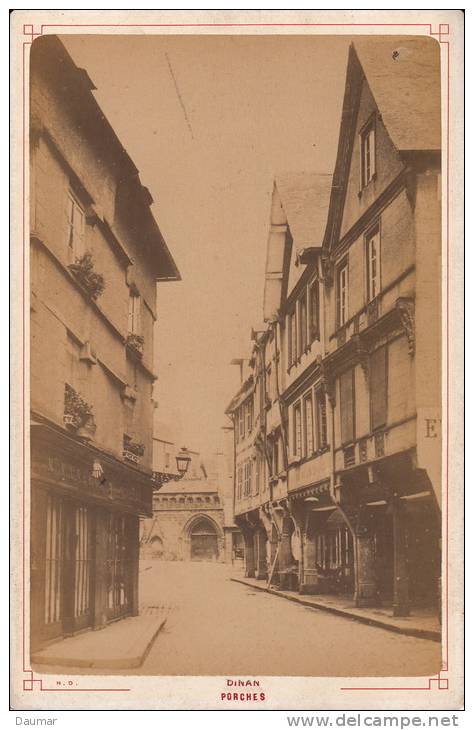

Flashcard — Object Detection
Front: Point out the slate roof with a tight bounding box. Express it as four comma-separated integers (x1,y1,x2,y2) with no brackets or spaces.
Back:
353,36,441,152
274,173,333,249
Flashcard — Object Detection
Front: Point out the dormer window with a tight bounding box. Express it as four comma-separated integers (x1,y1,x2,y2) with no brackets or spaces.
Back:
360,119,376,189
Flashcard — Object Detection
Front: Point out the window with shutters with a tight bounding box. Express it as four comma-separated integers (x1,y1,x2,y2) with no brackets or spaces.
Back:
66,192,85,258
337,260,349,327
128,292,141,335
245,397,253,434
237,465,243,500
370,346,388,431
366,226,381,302
360,119,376,189
255,455,261,494
288,309,297,368
340,368,355,445
299,293,307,356
303,392,314,457
238,406,244,441
273,439,279,476
315,386,328,449
293,402,302,458
309,279,320,342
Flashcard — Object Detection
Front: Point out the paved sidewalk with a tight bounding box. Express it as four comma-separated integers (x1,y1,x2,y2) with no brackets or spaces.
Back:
31,607,168,669
230,574,441,642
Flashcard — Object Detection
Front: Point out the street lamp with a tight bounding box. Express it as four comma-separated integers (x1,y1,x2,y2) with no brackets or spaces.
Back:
175,447,192,477
152,446,191,489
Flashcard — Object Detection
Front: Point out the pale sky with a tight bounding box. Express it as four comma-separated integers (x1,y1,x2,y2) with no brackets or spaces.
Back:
62,34,349,454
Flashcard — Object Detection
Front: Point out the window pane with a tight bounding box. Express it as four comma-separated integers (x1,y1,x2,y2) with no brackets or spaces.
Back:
370,346,387,430
309,281,320,341
299,296,307,355
294,404,302,457
340,369,354,444
304,395,313,456
338,264,348,325
315,387,327,449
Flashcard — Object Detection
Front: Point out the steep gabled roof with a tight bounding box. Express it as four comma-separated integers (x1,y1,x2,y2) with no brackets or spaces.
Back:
274,173,333,250
263,173,332,321
353,36,441,152
325,36,441,253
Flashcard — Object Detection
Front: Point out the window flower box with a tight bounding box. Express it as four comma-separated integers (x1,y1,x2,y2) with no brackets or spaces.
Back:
123,449,140,464
64,384,94,433
123,436,145,464
68,252,105,301
63,413,80,429
126,333,144,357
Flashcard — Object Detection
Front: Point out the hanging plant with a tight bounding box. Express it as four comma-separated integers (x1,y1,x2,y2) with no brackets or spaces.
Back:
126,333,145,355
64,384,94,428
123,434,146,458
68,252,105,300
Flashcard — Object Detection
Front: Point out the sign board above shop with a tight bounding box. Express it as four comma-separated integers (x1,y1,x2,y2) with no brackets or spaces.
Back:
30,422,153,516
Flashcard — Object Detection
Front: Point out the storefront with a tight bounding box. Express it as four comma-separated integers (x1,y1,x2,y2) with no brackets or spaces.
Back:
30,421,153,651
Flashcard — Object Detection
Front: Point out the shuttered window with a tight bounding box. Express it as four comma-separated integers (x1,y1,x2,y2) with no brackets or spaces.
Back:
128,293,141,334
288,310,297,367
370,346,388,431
366,226,381,301
337,261,349,326
340,369,355,445
294,402,302,458
360,121,376,188
315,386,328,449
66,193,85,257
299,294,307,356
304,393,314,456
309,280,320,342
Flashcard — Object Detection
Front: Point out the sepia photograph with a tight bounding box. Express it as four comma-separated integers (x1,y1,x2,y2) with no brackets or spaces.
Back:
10,9,464,713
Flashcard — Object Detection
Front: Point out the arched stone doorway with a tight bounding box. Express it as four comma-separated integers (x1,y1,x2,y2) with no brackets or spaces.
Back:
189,517,219,562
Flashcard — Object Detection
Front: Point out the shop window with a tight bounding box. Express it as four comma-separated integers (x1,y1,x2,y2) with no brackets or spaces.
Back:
44,494,63,625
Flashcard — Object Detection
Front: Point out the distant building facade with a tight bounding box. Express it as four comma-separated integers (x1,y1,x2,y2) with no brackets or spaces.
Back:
29,36,180,650
141,431,241,563
227,37,441,616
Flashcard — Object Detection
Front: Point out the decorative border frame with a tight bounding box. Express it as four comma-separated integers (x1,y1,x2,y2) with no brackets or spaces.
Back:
14,15,456,706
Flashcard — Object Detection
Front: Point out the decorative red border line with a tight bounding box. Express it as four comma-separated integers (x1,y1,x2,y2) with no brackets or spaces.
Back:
19,20,452,697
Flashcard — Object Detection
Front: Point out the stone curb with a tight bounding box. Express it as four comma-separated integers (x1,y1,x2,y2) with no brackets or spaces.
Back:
230,577,441,643
32,617,167,670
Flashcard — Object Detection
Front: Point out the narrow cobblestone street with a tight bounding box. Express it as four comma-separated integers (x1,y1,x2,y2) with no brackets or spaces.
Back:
133,560,441,677
33,559,441,677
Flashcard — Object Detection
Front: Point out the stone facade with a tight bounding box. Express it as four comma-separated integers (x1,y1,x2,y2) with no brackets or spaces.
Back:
29,36,180,650
227,37,441,617
141,446,241,563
